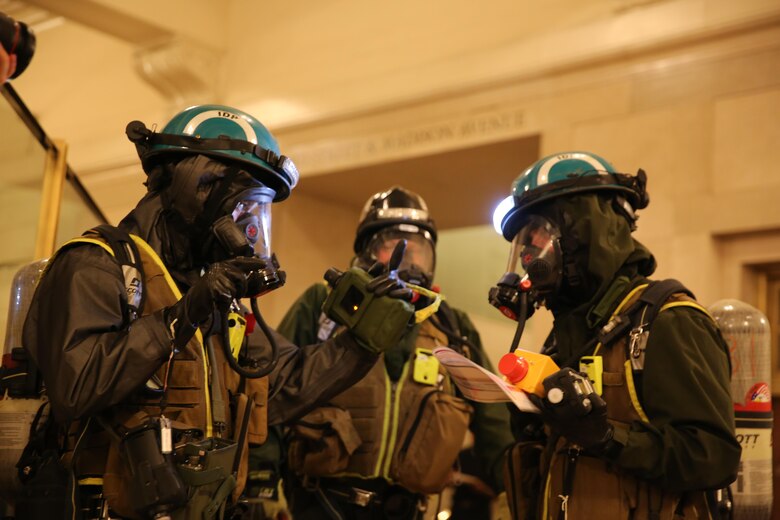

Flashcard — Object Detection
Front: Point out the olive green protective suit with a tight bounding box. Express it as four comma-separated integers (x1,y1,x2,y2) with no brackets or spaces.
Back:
277,282,514,515
509,194,739,519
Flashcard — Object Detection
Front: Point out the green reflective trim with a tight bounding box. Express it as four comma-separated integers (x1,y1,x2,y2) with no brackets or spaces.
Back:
382,361,410,478
372,369,394,477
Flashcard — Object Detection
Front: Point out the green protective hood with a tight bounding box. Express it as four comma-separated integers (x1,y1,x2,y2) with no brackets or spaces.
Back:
535,194,656,360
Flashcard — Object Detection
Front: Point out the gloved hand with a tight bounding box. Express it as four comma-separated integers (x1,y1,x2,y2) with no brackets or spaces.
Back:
528,367,615,452
321,241,416,354
166,256,268,347
363,240,414,300
507,403,547,442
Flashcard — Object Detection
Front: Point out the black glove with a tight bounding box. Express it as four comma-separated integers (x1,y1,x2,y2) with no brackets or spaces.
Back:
166,257,267,347
528,368,615,452
364,240,413,301
507,403,547,443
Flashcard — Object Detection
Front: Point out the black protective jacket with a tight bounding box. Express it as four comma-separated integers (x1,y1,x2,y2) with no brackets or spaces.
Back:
22,193,378,427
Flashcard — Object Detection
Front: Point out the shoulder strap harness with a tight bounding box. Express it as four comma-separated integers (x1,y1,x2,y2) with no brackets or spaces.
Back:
63,224,146,324
596,279,696,372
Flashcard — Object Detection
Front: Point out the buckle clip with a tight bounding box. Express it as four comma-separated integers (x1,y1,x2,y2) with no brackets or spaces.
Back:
350,487,375,507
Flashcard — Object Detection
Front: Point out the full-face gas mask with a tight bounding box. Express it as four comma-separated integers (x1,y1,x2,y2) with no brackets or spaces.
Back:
359,226,436,288
488,215,564,353
207,182,287,301
507,215,563,307
211,189,274,260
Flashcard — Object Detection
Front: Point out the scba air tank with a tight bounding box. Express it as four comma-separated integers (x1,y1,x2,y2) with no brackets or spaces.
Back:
0,259,47,503
710,299,773,520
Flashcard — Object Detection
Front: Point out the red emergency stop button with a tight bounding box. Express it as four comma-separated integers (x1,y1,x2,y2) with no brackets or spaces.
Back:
499,353,530,384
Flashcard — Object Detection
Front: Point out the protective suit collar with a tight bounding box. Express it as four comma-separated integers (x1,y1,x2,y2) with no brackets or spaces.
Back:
531,194,656,360
117,192,202,288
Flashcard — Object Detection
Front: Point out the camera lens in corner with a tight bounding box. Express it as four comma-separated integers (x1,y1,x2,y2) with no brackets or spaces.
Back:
0,12,36,79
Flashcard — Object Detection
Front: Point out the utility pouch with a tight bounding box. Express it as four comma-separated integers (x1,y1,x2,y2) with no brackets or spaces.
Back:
14,454,73,520
174,437,238,520
122,419,188,519
288,406,362,476
14,401,74,520
389,390,473,494
504,440,544,520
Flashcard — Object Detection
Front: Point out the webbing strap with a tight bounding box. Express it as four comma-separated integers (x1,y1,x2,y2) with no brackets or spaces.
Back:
84,225,147,323
634,279,693,329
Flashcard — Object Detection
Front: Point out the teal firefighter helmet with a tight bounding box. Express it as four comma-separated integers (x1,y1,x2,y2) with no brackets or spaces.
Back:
125,104,299,201
497,151,648,240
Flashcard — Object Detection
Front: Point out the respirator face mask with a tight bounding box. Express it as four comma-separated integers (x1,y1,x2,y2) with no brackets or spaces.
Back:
209,185,275,260
230,198,271,259
507,215,563,307
365,227,435,287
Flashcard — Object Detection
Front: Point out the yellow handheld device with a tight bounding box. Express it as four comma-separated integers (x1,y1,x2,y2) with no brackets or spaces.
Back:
413,348,440,386
579,356,603,395
498,349,559,396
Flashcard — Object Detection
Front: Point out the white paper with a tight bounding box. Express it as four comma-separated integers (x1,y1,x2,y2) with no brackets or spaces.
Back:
433,346,539,412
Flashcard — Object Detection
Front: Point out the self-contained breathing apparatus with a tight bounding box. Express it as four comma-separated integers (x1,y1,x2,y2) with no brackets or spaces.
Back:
6,219,286,520
491,152,740,519
0,260,48,516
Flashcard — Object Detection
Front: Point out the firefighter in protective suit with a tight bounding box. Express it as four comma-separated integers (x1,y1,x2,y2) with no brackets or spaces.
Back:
492,152,740,519
21,105,415,519
278,186,514,519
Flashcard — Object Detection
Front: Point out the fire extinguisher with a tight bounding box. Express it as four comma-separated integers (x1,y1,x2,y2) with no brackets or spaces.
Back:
710,299,773,520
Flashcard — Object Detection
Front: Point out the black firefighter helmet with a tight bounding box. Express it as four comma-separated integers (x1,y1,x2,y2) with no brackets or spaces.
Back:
354,186,437,288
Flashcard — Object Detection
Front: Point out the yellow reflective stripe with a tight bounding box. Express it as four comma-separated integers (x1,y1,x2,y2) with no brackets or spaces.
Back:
382,361,410,478
592,284,649,357
660,300,712,319
130,235,180,298
373,370,394,477
542,468,552,519
62,237,114,256
42,237,116,278
620,299,712,425
77,477,103,486
623,360,650,423
615,284,649,314
130,235,213,439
